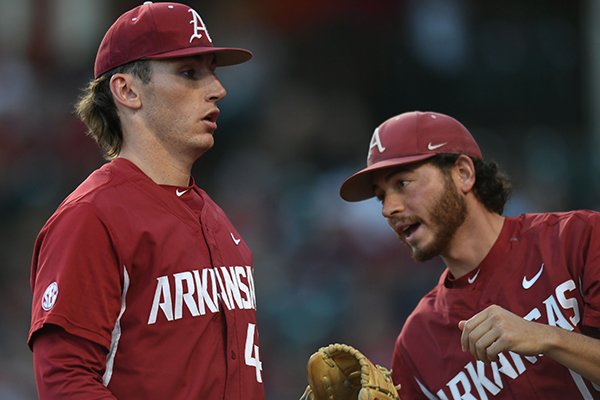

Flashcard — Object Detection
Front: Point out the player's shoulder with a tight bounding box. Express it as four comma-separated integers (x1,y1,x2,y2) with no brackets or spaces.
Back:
61,158,151,207
515,210,600,236
519,209,599,225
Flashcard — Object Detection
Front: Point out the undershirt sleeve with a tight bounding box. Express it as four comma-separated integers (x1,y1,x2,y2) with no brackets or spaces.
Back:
32,325,117,399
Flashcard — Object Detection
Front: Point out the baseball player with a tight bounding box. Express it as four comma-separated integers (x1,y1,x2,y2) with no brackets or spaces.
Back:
339,111,600,399
28,2,263,399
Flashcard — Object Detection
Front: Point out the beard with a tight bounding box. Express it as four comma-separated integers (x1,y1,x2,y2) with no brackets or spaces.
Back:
408,174,467,262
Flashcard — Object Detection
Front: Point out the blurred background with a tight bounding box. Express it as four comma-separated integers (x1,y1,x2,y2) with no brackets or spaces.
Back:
0,0,596,398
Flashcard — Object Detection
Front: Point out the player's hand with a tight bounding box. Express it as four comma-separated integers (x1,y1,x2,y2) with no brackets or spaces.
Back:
458,304,552,363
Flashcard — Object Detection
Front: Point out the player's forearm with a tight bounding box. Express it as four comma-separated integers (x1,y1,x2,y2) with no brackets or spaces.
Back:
544,325,600,385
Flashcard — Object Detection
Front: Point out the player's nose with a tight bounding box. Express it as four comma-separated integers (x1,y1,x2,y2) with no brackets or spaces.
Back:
381,192,406,218
206,74,227,102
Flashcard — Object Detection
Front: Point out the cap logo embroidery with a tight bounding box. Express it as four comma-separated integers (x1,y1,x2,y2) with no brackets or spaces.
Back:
427,142,447,151
368,127,386,160
188,9,212,43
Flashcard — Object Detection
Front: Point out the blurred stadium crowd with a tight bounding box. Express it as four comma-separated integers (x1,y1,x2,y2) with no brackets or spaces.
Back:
0,0,592,398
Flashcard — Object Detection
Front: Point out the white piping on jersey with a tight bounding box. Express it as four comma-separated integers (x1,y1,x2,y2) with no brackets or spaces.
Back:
569,369,594,399
415,377,439,400
103,266,130,386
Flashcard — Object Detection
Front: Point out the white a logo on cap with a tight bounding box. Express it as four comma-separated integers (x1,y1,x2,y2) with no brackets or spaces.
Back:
367,127,386,160
188,9,213,43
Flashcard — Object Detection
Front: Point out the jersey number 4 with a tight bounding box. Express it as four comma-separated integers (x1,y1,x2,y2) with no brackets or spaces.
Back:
245,323,262,383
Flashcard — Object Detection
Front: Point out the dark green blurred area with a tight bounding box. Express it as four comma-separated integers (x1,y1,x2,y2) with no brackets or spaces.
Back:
0,0,593,398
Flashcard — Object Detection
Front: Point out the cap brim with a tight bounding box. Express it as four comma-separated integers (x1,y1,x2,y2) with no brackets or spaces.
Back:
147,46,253,66
339,154,437,202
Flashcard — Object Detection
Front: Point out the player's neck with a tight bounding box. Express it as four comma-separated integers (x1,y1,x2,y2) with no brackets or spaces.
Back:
117,125,198,186
441,203,505,279
117,147,192,187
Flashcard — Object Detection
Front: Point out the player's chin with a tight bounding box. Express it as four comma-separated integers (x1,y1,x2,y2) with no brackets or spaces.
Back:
408,238,439,262
196,133,215,147
411,246,438,262
190,136,215,157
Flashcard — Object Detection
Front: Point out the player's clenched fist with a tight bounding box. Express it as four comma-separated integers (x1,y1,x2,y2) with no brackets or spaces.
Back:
458,304,555,363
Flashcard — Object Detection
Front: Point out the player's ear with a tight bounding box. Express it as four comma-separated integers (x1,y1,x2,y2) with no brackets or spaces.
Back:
454,154,476,193
109,73,142,110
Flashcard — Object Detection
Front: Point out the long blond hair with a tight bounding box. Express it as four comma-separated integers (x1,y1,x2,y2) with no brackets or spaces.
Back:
74,60,151,159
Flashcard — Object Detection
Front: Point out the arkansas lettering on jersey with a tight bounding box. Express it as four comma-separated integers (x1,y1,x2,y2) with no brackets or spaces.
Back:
29,158,264,399
148,265,257,324
392,211,600,399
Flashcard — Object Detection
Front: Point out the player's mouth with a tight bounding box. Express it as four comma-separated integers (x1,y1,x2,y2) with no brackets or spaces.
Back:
202,109,220,132
395,220,422,242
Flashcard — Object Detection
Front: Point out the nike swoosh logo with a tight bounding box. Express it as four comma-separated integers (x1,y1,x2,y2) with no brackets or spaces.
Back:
427,142,447,151
467,269,480,284
230,232,241,245
522,263,544,289
176,188,190,197
427,142,448,151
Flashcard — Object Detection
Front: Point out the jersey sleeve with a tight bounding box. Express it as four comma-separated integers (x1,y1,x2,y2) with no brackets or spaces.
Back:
579,213,600,329
29,202,123,350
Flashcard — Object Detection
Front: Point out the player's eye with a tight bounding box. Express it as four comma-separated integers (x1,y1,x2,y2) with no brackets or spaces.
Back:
181,69,197,79
390,177,410,190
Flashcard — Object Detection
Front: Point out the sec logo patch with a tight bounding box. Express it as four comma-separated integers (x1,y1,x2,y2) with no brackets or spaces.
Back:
41,282,59,311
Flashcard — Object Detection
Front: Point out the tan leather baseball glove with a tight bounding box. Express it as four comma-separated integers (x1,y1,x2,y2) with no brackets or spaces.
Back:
299,343,400,400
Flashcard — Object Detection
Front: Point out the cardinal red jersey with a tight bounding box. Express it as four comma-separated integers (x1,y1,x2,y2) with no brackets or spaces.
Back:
29,158,264,399
392,211,600,399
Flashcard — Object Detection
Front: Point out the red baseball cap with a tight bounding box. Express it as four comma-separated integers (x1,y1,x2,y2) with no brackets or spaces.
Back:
94,1,253,78
339,111,483,202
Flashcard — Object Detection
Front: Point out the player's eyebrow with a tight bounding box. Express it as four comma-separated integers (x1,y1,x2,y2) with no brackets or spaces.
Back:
371,166,410,194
